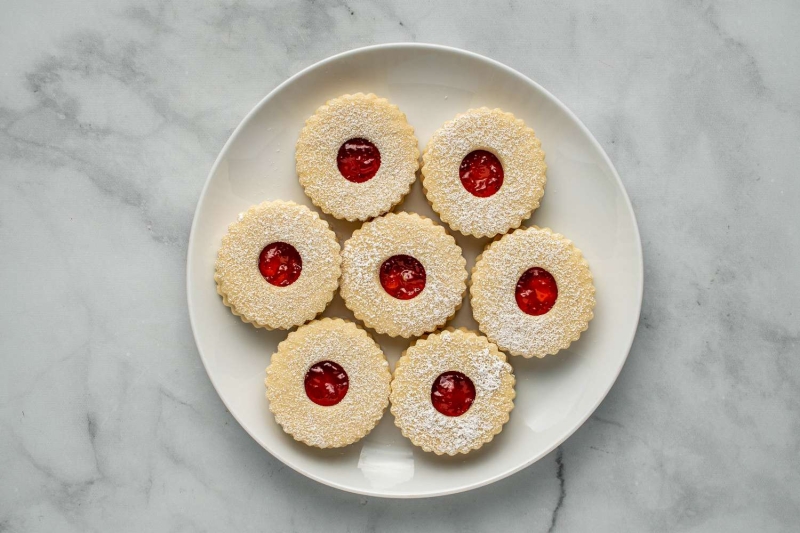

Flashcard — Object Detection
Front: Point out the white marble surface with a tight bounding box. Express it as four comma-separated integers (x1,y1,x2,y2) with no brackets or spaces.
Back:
1,0,798,531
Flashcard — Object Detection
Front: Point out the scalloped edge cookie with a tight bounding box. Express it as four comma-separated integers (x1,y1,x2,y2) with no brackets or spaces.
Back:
296,93,420,221
390,328,516,455
340,212,467,338
421,107,546,237
215,200,341,330
470,226,595,357
265,318,391,448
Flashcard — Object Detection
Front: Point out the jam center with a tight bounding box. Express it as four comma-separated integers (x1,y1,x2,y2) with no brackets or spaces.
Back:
304,360,349,407
258,242,302,287
459,150,504,198
337,138,381,183
431,371,476,417
379,254,426,300
515,267,558,316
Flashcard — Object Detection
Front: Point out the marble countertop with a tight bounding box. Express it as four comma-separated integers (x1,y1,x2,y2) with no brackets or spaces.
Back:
1,1,798,531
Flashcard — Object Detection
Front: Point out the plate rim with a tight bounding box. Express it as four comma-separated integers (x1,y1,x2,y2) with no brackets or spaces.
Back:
186,42,644,499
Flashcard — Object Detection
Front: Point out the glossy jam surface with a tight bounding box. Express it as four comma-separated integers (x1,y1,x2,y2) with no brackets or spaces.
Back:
515,267,558,316
304,361,349,407
431,371,476,417
337,138,381,183
379,255,426,300
258,242,302,287
459,150,504,197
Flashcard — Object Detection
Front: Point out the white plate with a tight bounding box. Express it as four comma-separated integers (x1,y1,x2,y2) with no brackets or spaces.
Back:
187,43,643,498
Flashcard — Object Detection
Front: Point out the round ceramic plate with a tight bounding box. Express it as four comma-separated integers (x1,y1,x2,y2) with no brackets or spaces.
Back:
187,43,642,498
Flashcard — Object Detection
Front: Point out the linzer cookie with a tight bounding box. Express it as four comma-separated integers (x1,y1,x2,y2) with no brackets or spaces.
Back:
340,212,467,338
471,226,595,358
421,108,546,237
296,93,419,221
265,319,391,448
390,329,516,455
214,200,341,330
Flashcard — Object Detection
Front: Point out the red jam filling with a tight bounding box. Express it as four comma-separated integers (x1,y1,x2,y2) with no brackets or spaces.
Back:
459,150,504,197
337,138,381,183
379,255,426,300
258,242,302,287
431,371,476,417
515,267,558,316
304,361,349,407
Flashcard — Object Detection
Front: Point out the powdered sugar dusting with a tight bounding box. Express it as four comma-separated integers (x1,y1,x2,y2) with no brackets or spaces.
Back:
265,318,391,448
471,226,595,358
340,212,467,338
390,329,515,456
421,108,546,237
296,93,419,221
215,201,341,330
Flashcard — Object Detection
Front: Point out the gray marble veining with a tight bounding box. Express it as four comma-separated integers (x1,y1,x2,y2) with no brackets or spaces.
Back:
1,0,798,531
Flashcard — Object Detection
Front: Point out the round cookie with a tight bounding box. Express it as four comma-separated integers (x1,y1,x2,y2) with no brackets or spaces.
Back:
215,200,340,330
296,93,419,221
340,212,467,338
265,318,391,448
390,329,516,455
422,107,546,237
471,226,595,357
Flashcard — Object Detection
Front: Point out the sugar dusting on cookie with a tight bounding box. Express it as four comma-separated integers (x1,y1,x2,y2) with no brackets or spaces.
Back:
471,226,595,358
340,212,467,338
390,329,516,456
421,107,546,237
265,318,391,448
296,93,420,221
214,201,341,329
